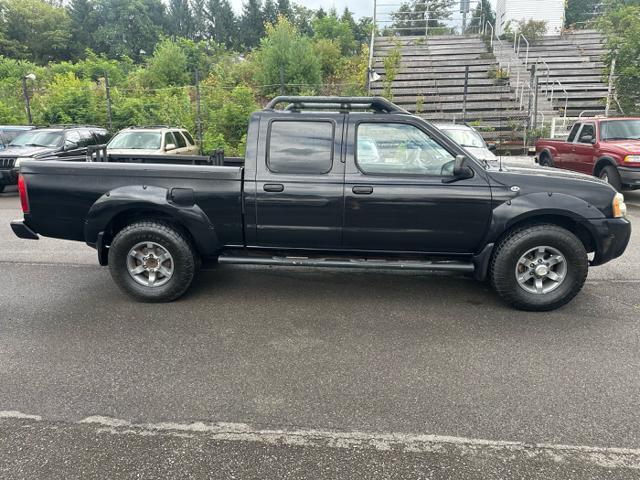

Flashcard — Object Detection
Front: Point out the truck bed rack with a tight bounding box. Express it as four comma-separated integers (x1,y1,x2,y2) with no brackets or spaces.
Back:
264,96,410,114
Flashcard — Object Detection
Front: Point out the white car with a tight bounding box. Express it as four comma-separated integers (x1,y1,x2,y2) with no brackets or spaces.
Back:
107,127,199,156
435,124,498,162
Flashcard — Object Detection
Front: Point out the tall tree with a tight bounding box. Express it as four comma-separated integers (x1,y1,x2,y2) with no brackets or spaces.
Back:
467,0,494,33
190,0,208,40
276,0,292,19
67,0,98,57
168,0,193,38
206,0,237,48
0,0,72,63
262,0,279,26
392,0,455,36
239,0,265,49
565,0,602,27
313,8,355,55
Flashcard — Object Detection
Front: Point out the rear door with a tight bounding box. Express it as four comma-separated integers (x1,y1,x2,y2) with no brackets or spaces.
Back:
342,115,492,253
252,114,345,249
172,130,190,155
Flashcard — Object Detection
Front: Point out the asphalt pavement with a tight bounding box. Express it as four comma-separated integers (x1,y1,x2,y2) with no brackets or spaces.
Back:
1,165,640,478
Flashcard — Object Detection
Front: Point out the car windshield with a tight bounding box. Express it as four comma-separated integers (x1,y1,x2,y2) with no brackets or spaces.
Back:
600,120,640,141
9,130,63,148
440,128,486,148
108,131,162,150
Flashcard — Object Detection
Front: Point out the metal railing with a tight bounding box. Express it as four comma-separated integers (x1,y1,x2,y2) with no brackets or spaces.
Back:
516,34,530,69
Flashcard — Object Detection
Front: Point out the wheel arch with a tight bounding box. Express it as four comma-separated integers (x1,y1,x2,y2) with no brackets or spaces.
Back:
85,185,221,264
593,156,617,177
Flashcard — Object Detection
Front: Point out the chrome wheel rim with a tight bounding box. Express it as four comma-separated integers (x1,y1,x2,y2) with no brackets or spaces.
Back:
126,241,174,287
515,246,567,295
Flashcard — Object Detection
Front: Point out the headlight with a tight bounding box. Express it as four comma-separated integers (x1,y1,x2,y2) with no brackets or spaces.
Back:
624,155,640,165
13,157,31,168
613,192,627,218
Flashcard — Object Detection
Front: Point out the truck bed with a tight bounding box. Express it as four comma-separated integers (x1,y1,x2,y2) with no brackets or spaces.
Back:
20,160,244,247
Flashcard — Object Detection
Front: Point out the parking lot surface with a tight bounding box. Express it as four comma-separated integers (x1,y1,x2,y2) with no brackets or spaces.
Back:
1,169,640,478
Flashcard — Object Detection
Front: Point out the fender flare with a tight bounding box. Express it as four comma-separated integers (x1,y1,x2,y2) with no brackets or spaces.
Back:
84,185,221,259
592,156,617,177
484,192,606,249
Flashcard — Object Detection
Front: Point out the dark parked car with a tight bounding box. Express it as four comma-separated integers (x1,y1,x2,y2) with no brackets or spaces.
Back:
0,125,110,192
0,126,35,151
11,97,631,310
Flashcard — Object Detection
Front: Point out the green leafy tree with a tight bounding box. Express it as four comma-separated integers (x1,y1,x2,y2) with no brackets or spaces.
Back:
191,0,208,40
313,8,356,55
291,4,314,36
168,0,193,38
565,0,602,27
599,2,640,113
239,0,265,49
67,0,99,58
467,0,494,33
263,0,279,26
0,0,72,63
206,0,237,48
392,0,454,36
253,15,321,95
142,38,191,88
276,0,292,19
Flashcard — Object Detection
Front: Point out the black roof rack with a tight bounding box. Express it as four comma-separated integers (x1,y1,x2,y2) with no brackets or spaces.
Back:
44,124,106,129
264,96,410,114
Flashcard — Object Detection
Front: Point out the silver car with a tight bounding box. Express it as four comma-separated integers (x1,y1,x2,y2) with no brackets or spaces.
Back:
435,124,498,162
107,127,199,156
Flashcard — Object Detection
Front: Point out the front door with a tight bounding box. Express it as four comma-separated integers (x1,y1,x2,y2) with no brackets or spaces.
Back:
253,115,345,249
343,118,492,254
572,122,597,174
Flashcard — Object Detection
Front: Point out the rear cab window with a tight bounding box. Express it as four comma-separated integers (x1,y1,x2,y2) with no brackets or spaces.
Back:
267,120,334,174
173,131,187,148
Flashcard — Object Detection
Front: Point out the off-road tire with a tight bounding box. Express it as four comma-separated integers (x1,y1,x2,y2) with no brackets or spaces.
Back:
109,221,197,302
538,152,554,167
490,224,588,311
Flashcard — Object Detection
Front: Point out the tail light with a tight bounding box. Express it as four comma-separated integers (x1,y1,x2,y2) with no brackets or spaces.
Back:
18,174,29,214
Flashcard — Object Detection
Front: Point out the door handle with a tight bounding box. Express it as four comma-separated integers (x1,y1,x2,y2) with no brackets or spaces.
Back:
352,185,373,195
263,183,284,193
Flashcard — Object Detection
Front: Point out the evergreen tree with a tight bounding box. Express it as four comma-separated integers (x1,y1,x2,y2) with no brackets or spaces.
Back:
467,0,494,33
191,0,208,40
392,0,454,35
263,0,279,26
565,0,602,27
168,0,193,38
206,0,237,48
239,0,265,49
67,0,98,57
276,0,292,19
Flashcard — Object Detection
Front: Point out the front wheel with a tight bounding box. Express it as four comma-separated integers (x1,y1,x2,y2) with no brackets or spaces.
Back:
108,221,197,302
490,224,588,311
599,165,622,192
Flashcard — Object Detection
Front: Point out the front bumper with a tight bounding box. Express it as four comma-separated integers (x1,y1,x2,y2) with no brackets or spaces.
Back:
0,168,18,186
589,217,631,266
10,220,39,240
618,166,640,188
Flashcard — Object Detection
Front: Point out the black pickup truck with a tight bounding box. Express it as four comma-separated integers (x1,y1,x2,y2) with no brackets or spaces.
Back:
11,97,631,311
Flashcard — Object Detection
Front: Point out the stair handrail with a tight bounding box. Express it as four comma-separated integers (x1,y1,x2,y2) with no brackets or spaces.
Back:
535,58,551,93
550,80,569,119
516,33,530,69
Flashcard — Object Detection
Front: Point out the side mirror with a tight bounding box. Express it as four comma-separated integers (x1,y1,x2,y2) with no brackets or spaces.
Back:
64,141,79,151
580,135,595,144
487,143,497,152
165,143,176,151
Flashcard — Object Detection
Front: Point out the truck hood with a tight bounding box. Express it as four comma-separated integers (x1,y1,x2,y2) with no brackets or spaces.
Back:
107,148,162,155
0,145,57,158
601,140,640,154
486,164,616,215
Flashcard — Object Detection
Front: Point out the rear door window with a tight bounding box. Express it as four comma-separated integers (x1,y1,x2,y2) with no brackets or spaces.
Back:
164,132,176,148
173,131,187,148
267,121,334,174
182,131,195,145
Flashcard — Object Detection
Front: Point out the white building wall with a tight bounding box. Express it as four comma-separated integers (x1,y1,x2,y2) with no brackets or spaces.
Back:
496,0,565,36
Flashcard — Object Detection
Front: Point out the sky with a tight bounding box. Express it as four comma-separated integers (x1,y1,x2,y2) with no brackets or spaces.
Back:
227,0,497,20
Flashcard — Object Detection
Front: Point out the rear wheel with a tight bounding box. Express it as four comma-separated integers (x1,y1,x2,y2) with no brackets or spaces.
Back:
490,224,588,311
538,152,554,167
108,221,197,302
599,165,622,192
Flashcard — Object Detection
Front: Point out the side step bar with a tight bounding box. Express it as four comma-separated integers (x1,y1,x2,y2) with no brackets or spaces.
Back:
218,254,474,272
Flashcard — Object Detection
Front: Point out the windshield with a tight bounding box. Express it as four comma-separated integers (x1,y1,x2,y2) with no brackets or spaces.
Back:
440,128,486,148
9,130,63,148
108,131,162,150
600,120,640,141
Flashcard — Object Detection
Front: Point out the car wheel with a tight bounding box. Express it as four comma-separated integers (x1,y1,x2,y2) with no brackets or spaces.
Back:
599,165,622,192
490,224,588,311
108,221,197,302
538,152,554,167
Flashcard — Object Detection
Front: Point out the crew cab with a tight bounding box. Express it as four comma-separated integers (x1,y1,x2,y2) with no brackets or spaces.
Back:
0,125,111,192
536,117,640,191
11,97,631,311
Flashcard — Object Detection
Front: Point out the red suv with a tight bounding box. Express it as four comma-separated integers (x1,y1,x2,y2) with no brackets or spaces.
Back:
536,117,640,191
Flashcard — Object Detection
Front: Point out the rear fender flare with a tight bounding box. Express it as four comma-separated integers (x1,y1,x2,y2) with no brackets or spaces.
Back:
84,185,220,258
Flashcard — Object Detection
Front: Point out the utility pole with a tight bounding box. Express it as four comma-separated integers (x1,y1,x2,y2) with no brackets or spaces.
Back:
605,57,616,117
104,71,113,131
195,68,203,155
21,76,33,125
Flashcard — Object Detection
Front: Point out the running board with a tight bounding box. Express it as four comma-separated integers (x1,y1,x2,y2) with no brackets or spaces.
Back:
218,254,474,272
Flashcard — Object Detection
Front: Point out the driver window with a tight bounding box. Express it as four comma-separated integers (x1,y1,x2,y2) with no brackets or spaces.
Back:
357,123,456,176
578,124,595,144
